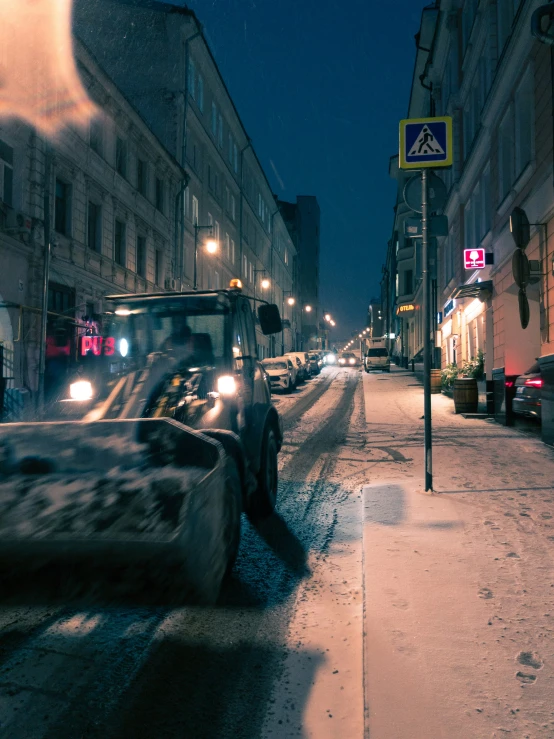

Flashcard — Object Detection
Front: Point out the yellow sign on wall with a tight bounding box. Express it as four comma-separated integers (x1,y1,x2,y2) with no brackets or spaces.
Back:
397,304,415,315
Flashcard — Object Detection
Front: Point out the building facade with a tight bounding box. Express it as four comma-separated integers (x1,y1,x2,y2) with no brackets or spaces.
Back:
384,0,554,436
73,0,300,359
0,39,183,417
278,195,321,349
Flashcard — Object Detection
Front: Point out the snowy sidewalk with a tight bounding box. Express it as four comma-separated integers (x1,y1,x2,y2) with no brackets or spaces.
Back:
361,368,554,738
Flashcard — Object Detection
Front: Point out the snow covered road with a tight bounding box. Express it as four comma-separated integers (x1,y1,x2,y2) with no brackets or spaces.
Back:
0,364,552,738
0,365,367,738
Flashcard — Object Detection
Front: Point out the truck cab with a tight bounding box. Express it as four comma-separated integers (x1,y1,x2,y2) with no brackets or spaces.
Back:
51,284,284,519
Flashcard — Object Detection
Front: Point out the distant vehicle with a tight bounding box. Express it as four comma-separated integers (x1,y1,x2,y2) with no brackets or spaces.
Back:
513,361,542,420
339,352,358,367
285,352,311,381
307,351,322,375
364,346,390,373
324,352,336,365
262,357,297,393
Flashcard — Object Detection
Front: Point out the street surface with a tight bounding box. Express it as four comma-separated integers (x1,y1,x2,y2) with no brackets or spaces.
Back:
0,365,553,738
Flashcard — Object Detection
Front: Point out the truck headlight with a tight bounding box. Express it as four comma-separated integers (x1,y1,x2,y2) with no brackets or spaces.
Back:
69,380,93,400
217,375,237,396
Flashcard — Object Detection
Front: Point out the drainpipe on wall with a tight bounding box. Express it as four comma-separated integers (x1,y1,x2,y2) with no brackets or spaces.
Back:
238,139,252,281
177,28,201,290
531,3,554,346
38,141,52,416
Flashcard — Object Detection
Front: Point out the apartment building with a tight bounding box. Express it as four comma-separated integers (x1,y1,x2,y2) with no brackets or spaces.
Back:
0,39,183,416
73,0,299,359
385,0,554,436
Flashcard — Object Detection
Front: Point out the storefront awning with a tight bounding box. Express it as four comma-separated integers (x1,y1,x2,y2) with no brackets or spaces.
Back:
451,280,493,300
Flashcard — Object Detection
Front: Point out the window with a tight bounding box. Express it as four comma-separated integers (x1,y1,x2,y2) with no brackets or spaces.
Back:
218,114,223,149
231,194,236,221
214,220,220,244
184,186,190,219
249,262,254,284
188,58,196,99
233,143,238,174
284,247,288,266
197,74,204,111
155,249,163,285
207,212,213,229
87,201,101,252
462,0,478,53
137,235,146,277
215,270,220,289
225,232,230,260
137,159,147,196
228,133,233,164
242,254,247,278
116,137,127,178
497,2,515,55
211,102,217,136
155,177,164,213
55,179,71,235
482,166,491,235
515,67,533,176
443,234,454,285
114,219,126,266
498,105,515,202
90,119,103,156
192,195,199,225
0,139,13,207
404,270,413,295
231,238,235,265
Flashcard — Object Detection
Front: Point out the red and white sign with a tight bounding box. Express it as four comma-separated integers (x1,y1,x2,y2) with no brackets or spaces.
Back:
464,248,485,269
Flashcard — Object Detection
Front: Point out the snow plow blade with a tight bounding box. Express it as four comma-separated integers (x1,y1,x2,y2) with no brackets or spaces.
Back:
0,419,229,602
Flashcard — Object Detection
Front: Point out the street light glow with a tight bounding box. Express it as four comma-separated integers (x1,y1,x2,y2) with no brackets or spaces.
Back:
330,320,336,327
261,278,270,289
305,305,312,312
287,297,295,306
324,313,331,322
206,239,218,254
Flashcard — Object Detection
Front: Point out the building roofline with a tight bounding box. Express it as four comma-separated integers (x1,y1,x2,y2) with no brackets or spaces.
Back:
75,36,186,178
106,0,289,202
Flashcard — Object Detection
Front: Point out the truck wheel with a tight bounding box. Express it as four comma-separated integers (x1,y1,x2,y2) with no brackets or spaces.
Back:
248,427,278,521
223,458,242,576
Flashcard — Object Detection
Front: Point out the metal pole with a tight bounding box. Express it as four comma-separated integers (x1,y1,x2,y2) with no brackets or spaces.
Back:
422,169,433,491
193,223,198,290
38,143,52,416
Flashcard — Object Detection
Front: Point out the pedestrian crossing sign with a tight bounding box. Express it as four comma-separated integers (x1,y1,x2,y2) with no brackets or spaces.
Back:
399,116,453,169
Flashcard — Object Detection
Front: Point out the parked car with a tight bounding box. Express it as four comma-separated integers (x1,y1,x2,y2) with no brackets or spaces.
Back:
285,352,311,381
307,351,322,375
261,356,297,393
364,347,391,372
513,361,542,420
338,351,359,367
286,354,305,383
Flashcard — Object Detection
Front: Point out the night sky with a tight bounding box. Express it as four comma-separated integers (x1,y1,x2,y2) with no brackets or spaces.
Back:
176,0,429,340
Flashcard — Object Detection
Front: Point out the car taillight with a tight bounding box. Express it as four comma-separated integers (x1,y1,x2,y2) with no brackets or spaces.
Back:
525,378,543,388
505,380,515,388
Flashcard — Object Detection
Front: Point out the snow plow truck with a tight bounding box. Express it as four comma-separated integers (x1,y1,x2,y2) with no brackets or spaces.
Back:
0,282,284,602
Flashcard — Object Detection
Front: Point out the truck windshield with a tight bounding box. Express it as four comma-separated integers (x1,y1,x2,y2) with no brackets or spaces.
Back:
367,348,388,357
102,296,229,368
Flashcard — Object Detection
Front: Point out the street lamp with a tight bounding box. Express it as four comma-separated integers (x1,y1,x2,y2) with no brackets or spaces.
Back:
304,305,312,313
194,222,218,290
324,313,331,322
287,296,295,306
330,320,336,327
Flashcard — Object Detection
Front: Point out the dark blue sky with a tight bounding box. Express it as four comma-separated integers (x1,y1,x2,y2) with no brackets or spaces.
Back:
183,0,429,339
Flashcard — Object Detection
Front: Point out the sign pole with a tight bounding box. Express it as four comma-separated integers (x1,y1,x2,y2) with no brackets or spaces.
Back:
422,169,433,491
